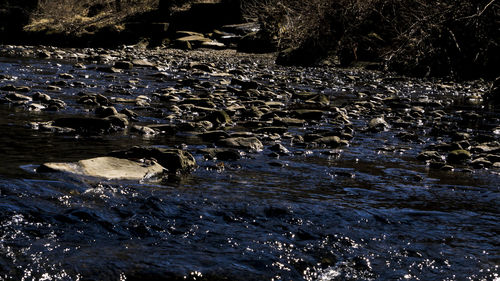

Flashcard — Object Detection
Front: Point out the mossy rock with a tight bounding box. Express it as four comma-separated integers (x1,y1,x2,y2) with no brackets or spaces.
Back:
447,149,471,164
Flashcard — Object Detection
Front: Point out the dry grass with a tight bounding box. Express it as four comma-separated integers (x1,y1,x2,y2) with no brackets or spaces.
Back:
25,0,159,34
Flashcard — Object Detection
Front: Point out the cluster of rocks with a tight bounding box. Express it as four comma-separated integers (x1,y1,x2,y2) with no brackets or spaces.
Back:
1,45,498,181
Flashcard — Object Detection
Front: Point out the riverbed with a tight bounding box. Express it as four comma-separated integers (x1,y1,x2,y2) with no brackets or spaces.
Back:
0,45,499,280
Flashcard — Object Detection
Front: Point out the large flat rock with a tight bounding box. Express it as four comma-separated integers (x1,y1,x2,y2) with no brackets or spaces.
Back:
38,157,164,180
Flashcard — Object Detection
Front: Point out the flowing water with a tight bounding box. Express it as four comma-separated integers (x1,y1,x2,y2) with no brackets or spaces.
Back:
0,52,499,280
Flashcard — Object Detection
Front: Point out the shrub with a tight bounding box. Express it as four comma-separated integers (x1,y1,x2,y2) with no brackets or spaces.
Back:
245,0,500,79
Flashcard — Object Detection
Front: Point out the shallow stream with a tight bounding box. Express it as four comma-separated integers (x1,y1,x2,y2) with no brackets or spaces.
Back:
0,49,498,280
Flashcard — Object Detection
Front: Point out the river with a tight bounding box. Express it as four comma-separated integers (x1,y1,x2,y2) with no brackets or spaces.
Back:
0,47,499,280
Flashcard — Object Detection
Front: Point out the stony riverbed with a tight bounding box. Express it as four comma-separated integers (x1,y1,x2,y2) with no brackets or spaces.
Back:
0,45,499,280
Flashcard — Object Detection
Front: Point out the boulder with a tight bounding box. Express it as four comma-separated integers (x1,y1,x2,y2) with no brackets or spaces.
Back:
368,117,390,132
202,110,231,127
216,137,263,151
199,148,242,161
53,117,114,133
417,150,443,161
447,149,471,164
315,136,342,148
37,157,164,180
174,35,212,49
108,146,197,173
52,115,127,134
292,109,324,120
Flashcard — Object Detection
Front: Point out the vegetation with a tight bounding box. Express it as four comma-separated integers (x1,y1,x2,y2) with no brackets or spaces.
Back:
24,0,159,34
4,0,499,79
244,0,500,79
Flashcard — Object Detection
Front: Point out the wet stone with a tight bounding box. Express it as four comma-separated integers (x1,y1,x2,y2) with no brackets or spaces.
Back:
52,117,121,134
58,73,74,79
130,125,158,136
0,84,31,92
198,130,231,142
5,93,32,102
114,61,134,70
199,148,242,161
216,137,264,151
269,143,290,156
292,109,324,120
447,150,472,164
95,106,118,118
38,157,165,180
32,92,52,102
108,146,197,174
470,158,492,169
202,110,231,127
315,136,343,148
417,150,443,161
368,117,389,132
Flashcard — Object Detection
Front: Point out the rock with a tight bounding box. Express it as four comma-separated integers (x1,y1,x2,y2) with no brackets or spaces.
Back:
417,150,443,161
447,149,472,164
96,66,122,73
202,110,231,127
199,148,241,161
108,146,197,174
231,78,260,90
95,106,118,118
216,137,264,151
5,93,31,102
77,93,110,106
27,103,45,111
189,62,214,73
0,84,30,92
273,117,306,127
46,99,67,111
120,108,139,119
177,121,213,132
486,154,500,163
37,157,164,180
105,114,129,128
201,41,226,49
269,143,290,155
292,109,324,120
255,126,288,134
470,158,492,169
32,92,51,102
181,98,216,108
368,117,389,132
58,73,74,79
132,59,156,68
130,125,158,136
114,61,133,70
31,122,76,134
198,130,230,142
52,117,123,134
315,136,342,148
174,35,212,49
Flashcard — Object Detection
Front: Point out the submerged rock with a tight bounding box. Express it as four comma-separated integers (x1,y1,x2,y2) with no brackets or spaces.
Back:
37,157,164,180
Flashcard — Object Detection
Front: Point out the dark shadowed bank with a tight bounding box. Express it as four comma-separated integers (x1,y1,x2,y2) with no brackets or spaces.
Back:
0,0,499,80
